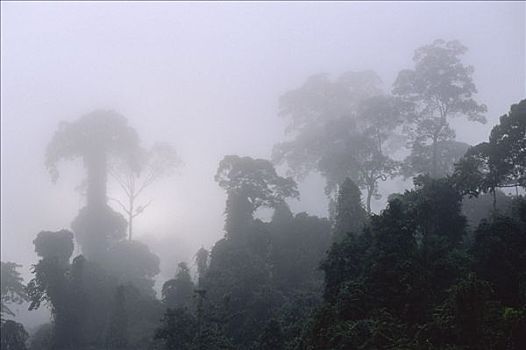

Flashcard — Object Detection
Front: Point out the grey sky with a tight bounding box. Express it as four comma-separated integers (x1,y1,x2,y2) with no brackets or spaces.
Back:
1,1,525,316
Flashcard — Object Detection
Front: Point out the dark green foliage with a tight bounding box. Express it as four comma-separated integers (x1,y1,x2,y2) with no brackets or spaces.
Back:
155,307,197,350
1,320,28,350
453,100,526,209
304,176,471,348
258,319,284,350
425,274,526,350
194,162,332,349
203,234,275,348
321,228,372,304
269,205,331,294
155,303,234,350
489,100,526,188
471,213,526,307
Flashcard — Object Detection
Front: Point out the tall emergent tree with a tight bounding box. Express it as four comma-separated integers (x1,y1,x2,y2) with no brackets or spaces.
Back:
110,142,181,240
392,39,487,178
215,155,299,238
46,110,142,258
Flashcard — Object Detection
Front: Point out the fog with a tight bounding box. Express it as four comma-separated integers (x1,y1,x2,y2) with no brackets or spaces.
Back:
1,1,524,333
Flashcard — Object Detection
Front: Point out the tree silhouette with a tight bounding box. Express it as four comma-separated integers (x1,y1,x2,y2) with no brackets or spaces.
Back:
454,100,526,209
215,155,299,238
274,73,404,213
393,39,487,177
46,110,141,258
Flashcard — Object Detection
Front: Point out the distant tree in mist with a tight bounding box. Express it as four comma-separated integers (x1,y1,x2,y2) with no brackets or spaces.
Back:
110,141,181,240
393,39,487,178
273,71,383,180
273,71,405,213
46,110,141,258
215,155,299,238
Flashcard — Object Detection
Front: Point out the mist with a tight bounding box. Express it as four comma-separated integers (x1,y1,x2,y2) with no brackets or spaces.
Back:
1,2,525,348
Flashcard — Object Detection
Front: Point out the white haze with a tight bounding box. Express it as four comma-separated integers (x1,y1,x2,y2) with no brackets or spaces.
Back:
1,1,524,328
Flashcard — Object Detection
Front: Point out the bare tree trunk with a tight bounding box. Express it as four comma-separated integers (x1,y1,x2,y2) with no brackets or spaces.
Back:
128,196,134,240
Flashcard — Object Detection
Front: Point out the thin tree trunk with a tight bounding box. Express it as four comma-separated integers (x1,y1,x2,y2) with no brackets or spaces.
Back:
128,196,134,240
